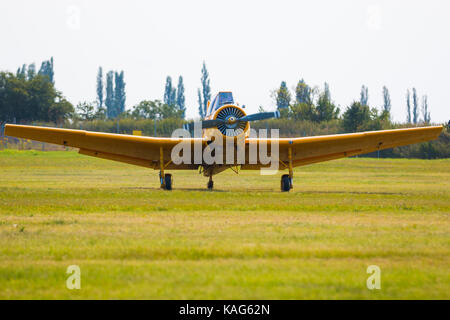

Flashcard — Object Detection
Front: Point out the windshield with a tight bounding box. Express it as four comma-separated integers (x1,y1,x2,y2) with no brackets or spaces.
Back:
208,92,235,115
218,92,234,107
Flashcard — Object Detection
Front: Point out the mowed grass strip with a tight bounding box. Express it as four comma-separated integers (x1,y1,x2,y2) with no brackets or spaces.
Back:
0,150,449,299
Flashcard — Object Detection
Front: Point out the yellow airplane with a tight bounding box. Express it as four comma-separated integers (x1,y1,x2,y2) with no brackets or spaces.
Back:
4,91,443,191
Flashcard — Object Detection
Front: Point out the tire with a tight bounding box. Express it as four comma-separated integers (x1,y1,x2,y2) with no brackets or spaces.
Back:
207,180,214,190
281,174,290,192
164,174,172,190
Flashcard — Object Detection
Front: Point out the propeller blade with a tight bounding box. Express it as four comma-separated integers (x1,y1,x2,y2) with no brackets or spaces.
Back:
183,119,225,131
201,119,225,128
239,110,280,122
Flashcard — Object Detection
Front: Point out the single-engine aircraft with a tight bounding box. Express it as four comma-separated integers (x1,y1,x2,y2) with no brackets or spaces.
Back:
4,91,443,191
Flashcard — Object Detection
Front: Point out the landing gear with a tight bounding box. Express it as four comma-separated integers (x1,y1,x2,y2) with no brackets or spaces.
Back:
207,176,214,190
159,146,173,190
164,174,173,190
281,174,292,192
159,172,173,190
280,146,294,192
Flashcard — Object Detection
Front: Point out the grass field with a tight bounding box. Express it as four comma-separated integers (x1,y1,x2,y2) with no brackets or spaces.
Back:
0,150,448,299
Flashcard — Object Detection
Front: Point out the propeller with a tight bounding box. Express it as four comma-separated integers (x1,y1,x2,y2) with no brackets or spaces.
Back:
183,109,280,133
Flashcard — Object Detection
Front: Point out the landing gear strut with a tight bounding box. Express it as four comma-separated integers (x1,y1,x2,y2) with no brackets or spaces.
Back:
281,146,294,192
159,146,173,190
207,175,214,190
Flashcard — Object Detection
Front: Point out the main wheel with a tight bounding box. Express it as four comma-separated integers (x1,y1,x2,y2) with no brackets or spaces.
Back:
207,180,214,190
281,174,291,192
164,174,173,190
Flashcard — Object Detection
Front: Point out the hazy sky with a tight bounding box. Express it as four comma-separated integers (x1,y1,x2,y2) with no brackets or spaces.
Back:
1,0,449,122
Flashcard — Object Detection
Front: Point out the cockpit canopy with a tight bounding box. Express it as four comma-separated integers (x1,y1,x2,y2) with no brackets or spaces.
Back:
208,92,234,115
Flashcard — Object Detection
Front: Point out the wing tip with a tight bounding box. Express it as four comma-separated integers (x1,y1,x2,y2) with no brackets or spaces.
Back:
3,123,15,137
4,123,33,138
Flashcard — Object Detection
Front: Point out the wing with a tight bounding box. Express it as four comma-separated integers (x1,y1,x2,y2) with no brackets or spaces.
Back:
241,126,443,169
5,124,443,170
4,124,201,170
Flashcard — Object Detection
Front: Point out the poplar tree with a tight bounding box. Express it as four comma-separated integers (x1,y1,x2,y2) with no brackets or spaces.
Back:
114,71,126,115
421,95,430,123
360,85,369,106
412,87,419,124
16,64,27,80
276,81,291,109
176,76,186,118
316,82,339,122
198,62,211,117
295,79,311,104
105,71,115,118
164,76,176,106
96,67,104,108
406,89,411,123
382,86,391,113
38,57,54,84
164,76,173,105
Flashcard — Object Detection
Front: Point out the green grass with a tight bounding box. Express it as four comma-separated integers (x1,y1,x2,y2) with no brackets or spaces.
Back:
0,150,449,299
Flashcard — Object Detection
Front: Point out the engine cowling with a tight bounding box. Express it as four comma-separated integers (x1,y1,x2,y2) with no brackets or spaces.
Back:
213,105,248,137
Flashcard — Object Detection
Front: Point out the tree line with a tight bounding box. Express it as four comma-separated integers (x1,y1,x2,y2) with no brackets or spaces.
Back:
0,58,448,159
0,57,438,127
271,79,433,133
0,59,212,124
0,57,73,123
0,58,208,124
80,63,210,122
